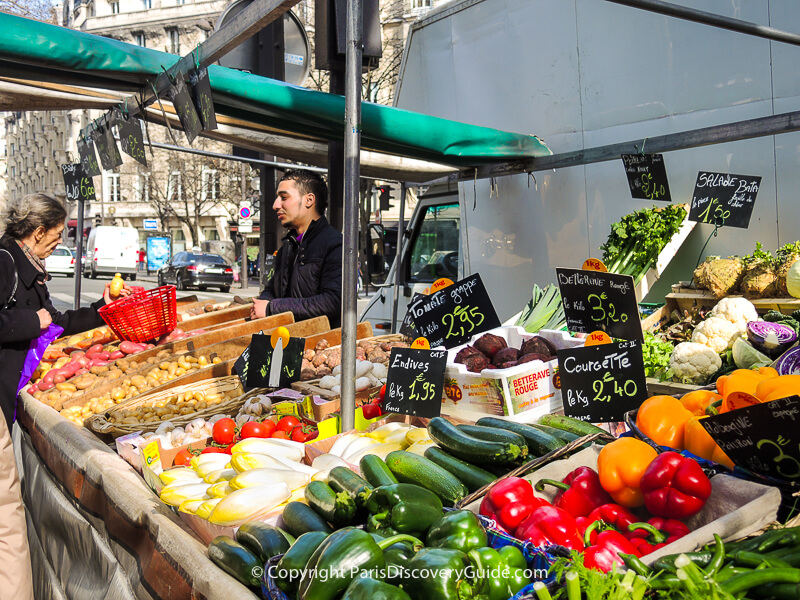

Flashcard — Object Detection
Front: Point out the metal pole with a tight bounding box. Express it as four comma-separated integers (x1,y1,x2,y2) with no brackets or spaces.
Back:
340,0,363,433
240,163,248,289
390,183,406,333
73,197,84,309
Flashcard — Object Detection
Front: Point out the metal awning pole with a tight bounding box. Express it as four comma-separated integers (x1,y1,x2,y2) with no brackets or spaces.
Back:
391,183,406,333
73,197,84,309
340,0,363,433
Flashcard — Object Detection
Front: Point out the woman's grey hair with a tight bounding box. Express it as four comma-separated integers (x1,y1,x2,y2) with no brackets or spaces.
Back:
3,193,67,240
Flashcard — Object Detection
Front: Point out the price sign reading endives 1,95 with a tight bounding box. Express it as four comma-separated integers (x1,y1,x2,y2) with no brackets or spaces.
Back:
384,347,447,418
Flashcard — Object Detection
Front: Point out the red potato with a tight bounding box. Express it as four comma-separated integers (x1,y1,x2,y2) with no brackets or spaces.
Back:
70,351,85,361
145,344,155,350
86,359,110,369
53,373,66,384
38,380,54,391
27,384,38,395
75,368,88,376
42,370,57,384
76,356,90,368
109,350,125,360
95,351,111,361
119,341,145,354
86,343,104,357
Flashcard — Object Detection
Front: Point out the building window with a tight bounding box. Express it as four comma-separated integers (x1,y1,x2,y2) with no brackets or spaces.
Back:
105,172,121,202
203,228,220,241
168,29,180,54
9,143,13,155
202,168,219,201
134,33,146,47
411,0,431,8
111,1,119,13
134,173,150,202
142,0,151,8
168,171,182,202
176,0,185,5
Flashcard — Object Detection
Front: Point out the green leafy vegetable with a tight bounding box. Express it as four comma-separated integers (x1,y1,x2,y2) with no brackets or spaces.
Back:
642,332,674,380
515,284,566,333
742,242,777,267
549,554,648,600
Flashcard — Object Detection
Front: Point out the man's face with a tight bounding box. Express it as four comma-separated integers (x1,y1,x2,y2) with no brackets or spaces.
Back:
273,179,314,230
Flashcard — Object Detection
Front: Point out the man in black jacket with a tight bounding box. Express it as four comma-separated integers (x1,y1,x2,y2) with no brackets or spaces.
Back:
251,169,342,327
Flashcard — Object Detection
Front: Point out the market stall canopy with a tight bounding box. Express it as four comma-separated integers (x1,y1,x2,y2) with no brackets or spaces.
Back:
0,12,551,181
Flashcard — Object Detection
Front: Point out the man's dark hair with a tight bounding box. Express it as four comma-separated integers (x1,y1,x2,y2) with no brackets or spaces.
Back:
280,169,328,216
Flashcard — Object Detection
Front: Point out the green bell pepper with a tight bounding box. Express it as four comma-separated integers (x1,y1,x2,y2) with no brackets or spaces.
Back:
473,548,531,600
497,546,527,571
402,547,488,600
275,531,330,595
426,510,488,554
341,577,412,600
366,483,444,537
297,527,423,600
370,533,417,584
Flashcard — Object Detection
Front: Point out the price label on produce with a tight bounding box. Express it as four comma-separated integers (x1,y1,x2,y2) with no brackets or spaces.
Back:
400,294,426,339
384,347,447,418
77,136,102,177
556,339,648,422
233,344,252,390
621,154,672,202
245,329,305,389
114,108,148,167
60,163,96,203
688,171,761,229
407,273,501,349
169,72,203,144
189,67,217,131
556,267,642,341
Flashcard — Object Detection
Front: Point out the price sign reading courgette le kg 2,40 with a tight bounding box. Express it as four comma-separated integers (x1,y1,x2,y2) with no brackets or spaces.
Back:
407,273,501,349
384,347,447,419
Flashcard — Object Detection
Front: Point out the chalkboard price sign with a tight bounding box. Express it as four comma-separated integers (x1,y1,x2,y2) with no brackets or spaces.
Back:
384,347,447,418
113,108,148,167
688,171,762,229
92,125,122,171
169,73,203,144
407,273,501,349
399,293,425,339
245,333,305,389
621,154,672,202
556,339,648,422
556,267,642,341
189,68,217,131
77,137,101,178
233,344,252,390
701,395,800,482
61,163,96,203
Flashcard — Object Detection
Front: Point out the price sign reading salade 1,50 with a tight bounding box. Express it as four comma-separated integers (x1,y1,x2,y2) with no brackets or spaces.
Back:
556,268,642,341
384,347,447,418
688,171,761,229
556,339,648,422
407,273,501,349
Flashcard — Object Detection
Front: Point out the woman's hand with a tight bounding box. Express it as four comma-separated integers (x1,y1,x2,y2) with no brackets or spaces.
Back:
103,282,134,304
37,308,52,330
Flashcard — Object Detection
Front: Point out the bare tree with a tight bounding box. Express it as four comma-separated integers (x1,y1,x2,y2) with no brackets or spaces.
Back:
1,0,56,22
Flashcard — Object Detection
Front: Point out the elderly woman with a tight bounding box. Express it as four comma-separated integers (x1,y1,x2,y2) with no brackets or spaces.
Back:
0,193,129,599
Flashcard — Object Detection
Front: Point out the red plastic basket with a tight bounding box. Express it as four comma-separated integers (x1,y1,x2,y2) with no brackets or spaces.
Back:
98,285,177,343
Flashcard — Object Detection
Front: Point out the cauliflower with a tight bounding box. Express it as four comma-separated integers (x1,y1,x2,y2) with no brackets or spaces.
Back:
709,297,758,333
691,317,740,353
669,342,722,385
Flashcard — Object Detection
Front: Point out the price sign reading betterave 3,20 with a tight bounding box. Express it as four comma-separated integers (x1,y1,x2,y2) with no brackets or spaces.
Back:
384,347,447,418
556,339,648,422
556,268,642,341
407,274,501,349
621,154,672,202
688,171,762,229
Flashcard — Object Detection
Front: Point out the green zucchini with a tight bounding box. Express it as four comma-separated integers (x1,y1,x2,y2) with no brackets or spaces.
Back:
385,450,469,506
360,455,399,487
207,535,261,588
456,424,528,458
281,501,334,537
427,416,522,465
304,480,357,527
538,414,607,437
423,447,497,492
235,521,292,564
474,417,563,456
275,531,330,594
328,466,373,508
529,423,581,443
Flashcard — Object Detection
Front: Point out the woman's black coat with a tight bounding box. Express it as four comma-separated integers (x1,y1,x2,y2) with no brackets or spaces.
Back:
0,234,106,428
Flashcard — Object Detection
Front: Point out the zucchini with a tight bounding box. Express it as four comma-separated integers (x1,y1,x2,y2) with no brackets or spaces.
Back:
275,531,330,594
538,414,607,437
281,501,334,537
235,521,292,563
385,450,469,506
360,454,399,487
427,416,522,465
529,423,581,443
423,447,497,492
305,480,357,527
207,535,261,588
328,466,373,508
456,424,529,458
474,417,563,456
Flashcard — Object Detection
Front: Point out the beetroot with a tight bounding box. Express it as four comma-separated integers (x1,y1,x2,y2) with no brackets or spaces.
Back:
517,352,550,364
463,354,491,373
455,345,486,364
520,336,556,359
473,333,507,359
492,347,520,366
496,361,518,369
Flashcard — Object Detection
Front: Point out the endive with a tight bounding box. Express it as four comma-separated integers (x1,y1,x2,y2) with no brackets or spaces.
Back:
368,428,411,446
204,468,237,484
405,428,430,445
347,442,404,463
195,497,222,520
208,481,233,498
208,482,291,527
230,468,309,491
159,481,211,506
160,467,202,485
339,436,380,461
229,438,304,462
178,498,206,514
311,454,349,471
406,439,438,456
190,453,230,471
328,433,363,458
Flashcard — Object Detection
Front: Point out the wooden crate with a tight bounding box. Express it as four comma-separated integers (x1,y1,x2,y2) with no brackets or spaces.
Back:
304,321,374,351
645,378,703,397
668,287,800,315
178,303,252,331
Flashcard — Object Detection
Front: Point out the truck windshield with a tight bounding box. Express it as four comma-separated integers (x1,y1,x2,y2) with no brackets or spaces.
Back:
408,203,460,282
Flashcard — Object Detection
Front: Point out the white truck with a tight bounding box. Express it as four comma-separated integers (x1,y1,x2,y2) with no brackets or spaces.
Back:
360,0,800,330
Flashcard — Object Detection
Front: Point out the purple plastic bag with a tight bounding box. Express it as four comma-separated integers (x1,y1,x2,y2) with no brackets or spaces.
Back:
18,323,64,395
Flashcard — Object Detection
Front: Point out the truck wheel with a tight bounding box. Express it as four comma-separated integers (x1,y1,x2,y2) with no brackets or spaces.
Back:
90,264,97,279
129,274,136,282
221,286,230,293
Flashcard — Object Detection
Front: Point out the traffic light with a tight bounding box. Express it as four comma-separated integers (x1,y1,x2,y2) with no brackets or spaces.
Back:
378,185,394,211
95,214,102,227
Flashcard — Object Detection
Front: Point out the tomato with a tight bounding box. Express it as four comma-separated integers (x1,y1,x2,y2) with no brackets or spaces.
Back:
291,425,319,443
212,418,237,445
240,421,270,439
261,419,277,437
362,403,383,420
271,430,290,440
276,415,301,433
173,448,193,466
378,384,387,403
201,446,227,454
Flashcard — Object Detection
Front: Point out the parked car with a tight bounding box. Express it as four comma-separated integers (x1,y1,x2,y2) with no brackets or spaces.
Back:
84,226,139,279
157,251,234,292
45,244,75,277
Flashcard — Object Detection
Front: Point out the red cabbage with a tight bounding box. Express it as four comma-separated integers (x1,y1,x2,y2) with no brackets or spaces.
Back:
746,321,798,358
776,346,800,375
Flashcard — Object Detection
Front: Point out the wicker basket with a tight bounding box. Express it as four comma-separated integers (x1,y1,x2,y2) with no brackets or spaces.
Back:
85,375,245,437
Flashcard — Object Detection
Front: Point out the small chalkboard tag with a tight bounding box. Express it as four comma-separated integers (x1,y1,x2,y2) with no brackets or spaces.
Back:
408,273,501,349
688,171,762,229
169,72,203,144
400,293,425,339
104,122,123,168
115,110,148,167
245,333,305,389
77,137,101,178
189,68,217,131
384,347,447,418
701,395,800,482
556,267,642,341
556,339,648,422
233,344,252,390
621,154,672,202
91,126,116,171
61,163,96,202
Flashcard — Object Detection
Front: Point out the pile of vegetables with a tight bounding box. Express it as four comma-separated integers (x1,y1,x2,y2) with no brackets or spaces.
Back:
514,284,566,333
453,331,560,373
301,338,410,381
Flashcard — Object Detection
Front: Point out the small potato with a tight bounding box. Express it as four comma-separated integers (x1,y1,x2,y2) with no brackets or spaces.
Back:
175,367,187,377
212,357,221,364
195,400,207,410
193,392,206,402
179,407,194,415
56,383,77,393
198,356,208,367
157,350,170,358
185,356,198,363
165,403,178,412
168,363,177,376
129,361,139,370
205,393,221,402
122,417,139,425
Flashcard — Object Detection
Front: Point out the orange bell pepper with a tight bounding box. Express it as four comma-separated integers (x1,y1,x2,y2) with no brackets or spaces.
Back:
755,374,800,403
684,416,734,469
679,390,722,416
597,438,658,508
635,395,694,449
721,368,779,411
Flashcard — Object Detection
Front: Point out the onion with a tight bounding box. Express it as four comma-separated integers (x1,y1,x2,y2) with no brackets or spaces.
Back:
746,321,798,358
776,346,800,375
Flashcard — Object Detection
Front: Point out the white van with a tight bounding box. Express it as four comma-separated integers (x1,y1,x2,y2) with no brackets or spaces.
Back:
84,226,139,279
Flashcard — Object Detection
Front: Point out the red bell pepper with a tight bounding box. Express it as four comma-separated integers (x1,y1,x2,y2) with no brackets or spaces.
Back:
514,505,584,552
479,477,549,532
639,451,712,520
582,521,642,573
627,517,690,555
534,466,612,518
575,503,639,545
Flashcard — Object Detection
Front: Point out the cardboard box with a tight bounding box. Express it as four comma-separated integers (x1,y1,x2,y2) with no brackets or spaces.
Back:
441,327,584,423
